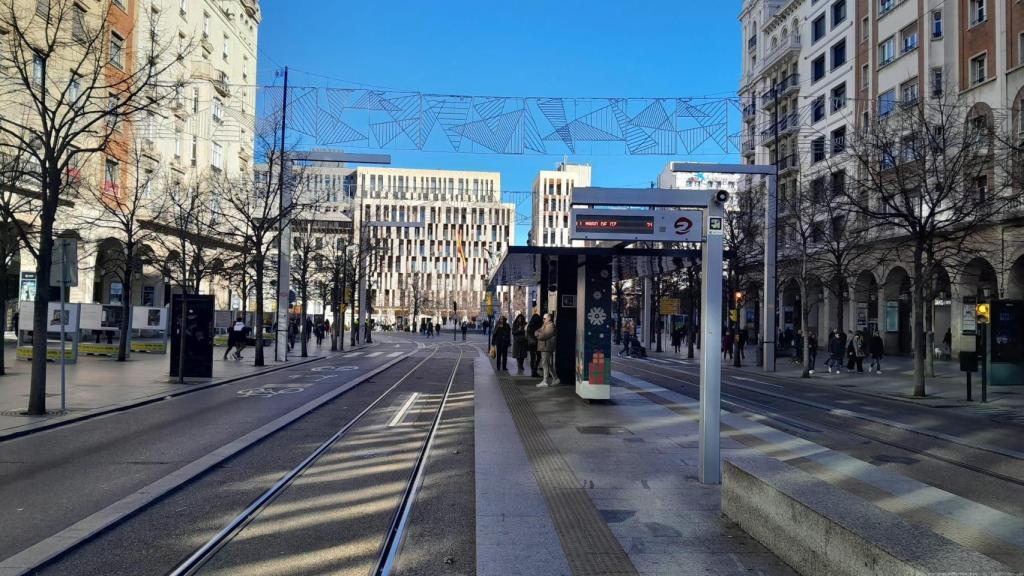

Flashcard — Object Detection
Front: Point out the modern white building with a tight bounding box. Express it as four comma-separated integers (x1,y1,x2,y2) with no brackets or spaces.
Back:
350,167,515,326
657,163,741,196
529,162,592,247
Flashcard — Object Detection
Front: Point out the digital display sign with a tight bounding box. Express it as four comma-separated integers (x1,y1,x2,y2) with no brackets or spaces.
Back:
574,214,654,235
570,208,704,242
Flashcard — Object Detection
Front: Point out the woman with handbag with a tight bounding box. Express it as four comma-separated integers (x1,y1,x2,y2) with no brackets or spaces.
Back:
511,314,528,374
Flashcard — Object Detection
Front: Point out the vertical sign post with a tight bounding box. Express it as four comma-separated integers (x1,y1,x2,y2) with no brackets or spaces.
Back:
51,238,77,411
700,206,725,484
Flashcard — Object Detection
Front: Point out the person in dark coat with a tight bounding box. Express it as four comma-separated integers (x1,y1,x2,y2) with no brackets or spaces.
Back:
526,313,543,377
828,329,844,373
806,331,818,373
511,314,528,374
670,327,682,354
869,330,884,374
461,321,468,341
492,316,512,371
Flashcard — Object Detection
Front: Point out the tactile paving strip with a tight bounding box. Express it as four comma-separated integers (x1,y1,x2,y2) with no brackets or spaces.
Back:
496,373,639,576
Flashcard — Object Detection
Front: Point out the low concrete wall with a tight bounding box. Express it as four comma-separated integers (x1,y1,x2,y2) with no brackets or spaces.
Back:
722,455,1012,576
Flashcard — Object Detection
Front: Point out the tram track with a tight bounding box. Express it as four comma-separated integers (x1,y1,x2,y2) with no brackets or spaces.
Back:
616,357,1024,491
166,342,468,576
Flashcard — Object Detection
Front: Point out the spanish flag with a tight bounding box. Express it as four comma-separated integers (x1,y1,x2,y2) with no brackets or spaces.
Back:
456,227,467,273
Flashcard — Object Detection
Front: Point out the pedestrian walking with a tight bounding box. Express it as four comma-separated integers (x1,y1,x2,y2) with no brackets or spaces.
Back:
223,316,241,360
314,322,324,347
869,330,884,374
738,329,747,359
511,314,528,374
527,313,542,377
304,316,313,345
792,330,804,366
828,329,843,373
942,328,952,360
535,313,558,387
845,330,855,371
426,319,434,338
435,321,441,337
288,318,298,351
853,331,867,373
722,330,734,360
671,327,682,354
461,321,468,341
493,316,511,371
807,331,817,374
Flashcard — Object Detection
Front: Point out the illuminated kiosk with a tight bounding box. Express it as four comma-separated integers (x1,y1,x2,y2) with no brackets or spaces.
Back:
488,184,730,484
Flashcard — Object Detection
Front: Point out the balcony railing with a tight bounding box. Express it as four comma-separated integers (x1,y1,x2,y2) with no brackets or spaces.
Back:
760,73,801,107
761,33,801,72
778,154,798,173
748,35,758,51
743,102,757,121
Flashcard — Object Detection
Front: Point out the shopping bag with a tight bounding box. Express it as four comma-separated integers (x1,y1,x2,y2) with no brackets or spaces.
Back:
489,345,496,358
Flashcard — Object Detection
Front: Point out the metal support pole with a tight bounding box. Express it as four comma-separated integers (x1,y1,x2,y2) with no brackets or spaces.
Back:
642,277,652,350
59,240,67,412
700,202,725,485
275,66,291,363
763,173,778,372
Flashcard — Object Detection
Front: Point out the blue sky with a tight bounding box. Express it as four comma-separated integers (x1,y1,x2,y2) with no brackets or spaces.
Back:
256,0,743,241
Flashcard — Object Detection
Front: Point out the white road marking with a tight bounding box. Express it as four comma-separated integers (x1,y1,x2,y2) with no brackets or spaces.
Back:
387,351,403,357
343,352,363,357
387,393,420,427
365,352,383,357
732,376,783,388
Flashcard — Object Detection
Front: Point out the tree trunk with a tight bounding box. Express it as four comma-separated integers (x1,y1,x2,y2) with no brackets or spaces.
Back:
0,263,8,376
117,251,132,362
800,279,811,378
912,248,927,396
300,281,308,358
28,214,55,415
254,259,265,367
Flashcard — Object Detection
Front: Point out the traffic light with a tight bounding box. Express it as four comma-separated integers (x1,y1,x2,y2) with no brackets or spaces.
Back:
976,302,991,324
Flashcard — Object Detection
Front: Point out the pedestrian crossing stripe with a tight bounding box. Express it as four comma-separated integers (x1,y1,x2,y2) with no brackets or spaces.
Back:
365,352,383,357
343,352,363,357
386,352,402,357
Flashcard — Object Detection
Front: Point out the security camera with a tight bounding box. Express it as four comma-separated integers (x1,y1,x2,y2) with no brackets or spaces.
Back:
715,189,730,205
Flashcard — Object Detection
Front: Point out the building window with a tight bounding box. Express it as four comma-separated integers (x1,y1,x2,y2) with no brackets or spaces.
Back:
831,39,847,68
110,32,123,69
104,159,119,193
812,54,826,82
831,83,847,111
191,135,197,167
831,126,846,154
930,66,943,97
878,37,894,66
932,11,943,38
812,137,826,163
879,0,894,15
202,12,210,38
970,53,987,85
975,175,988,202
179,0,187,16
861,16,869,41
71,4,85,41
901,23,918,53
812,96,826,122
969,0,986,26
1019,33,1024,67
900,79,919,104
212,98,223,122
861,64,869,89
223,35,229,60
192,87,199,113
32,53,43,84
174,129,182,159
879,89,896,117
831,0,846,26
812,14,826,42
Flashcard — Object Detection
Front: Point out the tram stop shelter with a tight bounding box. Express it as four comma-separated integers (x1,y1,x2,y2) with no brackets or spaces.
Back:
488,183,732,484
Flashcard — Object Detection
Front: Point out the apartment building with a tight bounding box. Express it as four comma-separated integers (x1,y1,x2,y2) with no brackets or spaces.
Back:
139,0,260,181
739,0,1024,356
529,162,592,247
350,167,515,326
657,164,741,197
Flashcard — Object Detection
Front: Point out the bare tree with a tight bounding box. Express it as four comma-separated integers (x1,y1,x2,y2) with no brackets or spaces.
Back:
318,235,353,350
149,176,228,382
0,149,38,376
0,0,189,413
79,137,167,361
724,184,765,365
833,94,1018,396
289,219,323,357
209,131,313,366
777,173,824,378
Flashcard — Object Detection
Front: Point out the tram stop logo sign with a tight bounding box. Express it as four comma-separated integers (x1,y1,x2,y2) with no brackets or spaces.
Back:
673,216,694,236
